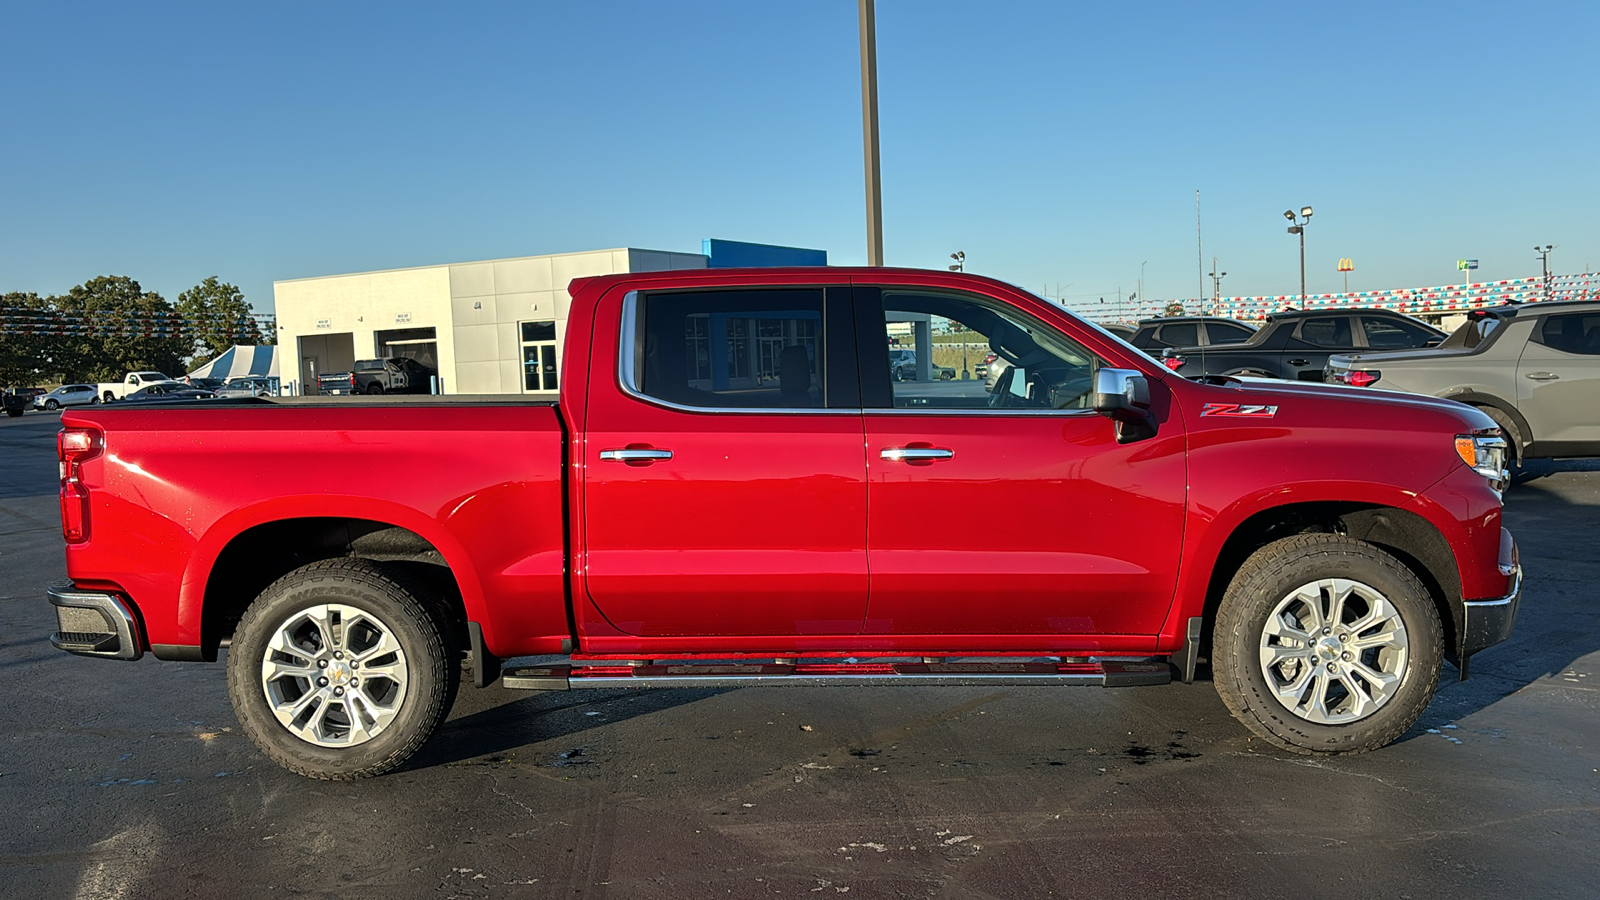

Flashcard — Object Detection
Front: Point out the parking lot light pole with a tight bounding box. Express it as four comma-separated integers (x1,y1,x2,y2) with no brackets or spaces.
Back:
1285,206,1313,303
1535,244,1555,299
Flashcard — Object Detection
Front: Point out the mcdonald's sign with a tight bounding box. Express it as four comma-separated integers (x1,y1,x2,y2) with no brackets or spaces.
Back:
1337,258,1354,272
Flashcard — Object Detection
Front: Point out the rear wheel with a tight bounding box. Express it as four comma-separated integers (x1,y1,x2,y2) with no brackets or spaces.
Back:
1213,534,1442,755
367,383,384,395
5,408,21,417
227,559,458,779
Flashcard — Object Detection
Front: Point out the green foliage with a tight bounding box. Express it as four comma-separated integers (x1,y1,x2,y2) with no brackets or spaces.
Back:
178,276,262,359
54,276,189,383
1163,302,1187,317
0,291,52,387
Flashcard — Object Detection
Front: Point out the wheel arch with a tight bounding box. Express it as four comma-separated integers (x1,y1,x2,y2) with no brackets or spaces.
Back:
1440,389,1531,451
184,500,485,661
1192,501,1463,668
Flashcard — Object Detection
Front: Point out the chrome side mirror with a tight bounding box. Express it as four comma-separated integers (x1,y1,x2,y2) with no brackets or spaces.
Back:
1093,368,1157,444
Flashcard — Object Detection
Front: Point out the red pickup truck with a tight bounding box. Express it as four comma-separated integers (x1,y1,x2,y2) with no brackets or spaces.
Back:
48,268,1522,779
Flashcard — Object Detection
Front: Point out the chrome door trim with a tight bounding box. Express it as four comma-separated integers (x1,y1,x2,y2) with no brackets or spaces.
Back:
600,448,674,462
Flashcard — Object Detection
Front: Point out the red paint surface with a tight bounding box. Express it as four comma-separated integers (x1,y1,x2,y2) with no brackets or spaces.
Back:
58,267,1513,662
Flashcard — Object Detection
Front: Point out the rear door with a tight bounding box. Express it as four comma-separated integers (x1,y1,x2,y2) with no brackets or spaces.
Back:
855,285,1186,637
1282,314,1356,380
1518,310,1600,448
582,285,870,637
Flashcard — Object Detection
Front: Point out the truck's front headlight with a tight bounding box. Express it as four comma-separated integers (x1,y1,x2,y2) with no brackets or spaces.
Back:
1455,431,1508,491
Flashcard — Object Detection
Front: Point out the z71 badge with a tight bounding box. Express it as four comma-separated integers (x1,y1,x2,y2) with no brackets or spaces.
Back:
1201,402,1279,418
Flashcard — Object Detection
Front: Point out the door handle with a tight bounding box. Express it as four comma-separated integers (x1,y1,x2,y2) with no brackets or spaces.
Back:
1524,372,1559,382
600,448,674,463
880,447,954,462
1287,358,1310,367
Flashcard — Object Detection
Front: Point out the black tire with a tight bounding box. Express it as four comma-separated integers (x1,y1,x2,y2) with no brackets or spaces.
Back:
5,408,21,417
1213,534,1443,755
103,391,115,403
367,383,384,395
45,399,59,411
226,559,459,779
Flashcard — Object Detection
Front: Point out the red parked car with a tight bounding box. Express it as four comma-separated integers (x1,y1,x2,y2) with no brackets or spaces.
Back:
47,268,1520,779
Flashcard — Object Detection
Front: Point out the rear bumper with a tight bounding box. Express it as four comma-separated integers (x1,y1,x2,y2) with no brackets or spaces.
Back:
48,582,145,661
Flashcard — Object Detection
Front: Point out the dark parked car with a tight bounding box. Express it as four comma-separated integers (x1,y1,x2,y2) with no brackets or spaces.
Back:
3,389,34,417
1164,308,1445,381
1129,316,1257,350
123,384,216,403
319,357,436,395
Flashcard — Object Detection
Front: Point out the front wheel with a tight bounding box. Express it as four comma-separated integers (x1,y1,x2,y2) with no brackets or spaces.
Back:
45,399,59,411
227,559,458,779
1213,534,1442,755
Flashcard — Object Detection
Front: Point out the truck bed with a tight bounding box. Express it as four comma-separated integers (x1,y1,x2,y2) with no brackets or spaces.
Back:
59,401,570,660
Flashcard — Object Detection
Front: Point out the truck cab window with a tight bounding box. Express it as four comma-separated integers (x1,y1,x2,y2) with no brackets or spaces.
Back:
630,289,828,410
876,291,1100,411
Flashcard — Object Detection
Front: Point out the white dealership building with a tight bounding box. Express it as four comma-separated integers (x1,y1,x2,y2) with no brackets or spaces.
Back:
272,239,827,396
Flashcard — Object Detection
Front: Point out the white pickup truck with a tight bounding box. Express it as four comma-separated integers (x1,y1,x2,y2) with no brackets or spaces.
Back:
97,371,177,402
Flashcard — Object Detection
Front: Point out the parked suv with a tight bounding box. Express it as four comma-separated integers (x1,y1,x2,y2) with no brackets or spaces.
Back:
319,357,436,395
1165,308,1445,380
1129,316,1257,350
31,384,99,412
1326,300,1600,473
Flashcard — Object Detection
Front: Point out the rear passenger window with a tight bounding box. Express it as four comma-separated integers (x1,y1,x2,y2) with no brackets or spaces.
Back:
1206,322,1255,344
631,289,827,409
1361,316,1435,349
1158,323,1199,347
1536,313,1600,355
1298,316,1352,347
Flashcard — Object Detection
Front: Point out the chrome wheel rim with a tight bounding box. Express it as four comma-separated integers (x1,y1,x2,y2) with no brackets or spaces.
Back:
1258,578,1409,725
260,604,409,747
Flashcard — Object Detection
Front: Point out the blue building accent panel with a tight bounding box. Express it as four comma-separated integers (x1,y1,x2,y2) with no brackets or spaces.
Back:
702,238,827,268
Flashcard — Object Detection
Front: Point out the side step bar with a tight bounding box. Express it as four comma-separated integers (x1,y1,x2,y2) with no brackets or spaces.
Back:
503,659,1172,691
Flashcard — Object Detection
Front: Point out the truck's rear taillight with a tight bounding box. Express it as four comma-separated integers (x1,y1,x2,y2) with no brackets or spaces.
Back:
1338,369,1381,387
350,373,358,388
58,427,102,544
1162,356,1184,371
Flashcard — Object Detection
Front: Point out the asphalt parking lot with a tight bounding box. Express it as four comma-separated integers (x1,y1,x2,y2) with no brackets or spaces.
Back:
2,410,1597,899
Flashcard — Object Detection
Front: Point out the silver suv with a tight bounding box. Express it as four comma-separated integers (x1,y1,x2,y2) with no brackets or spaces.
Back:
1325,300,1600,473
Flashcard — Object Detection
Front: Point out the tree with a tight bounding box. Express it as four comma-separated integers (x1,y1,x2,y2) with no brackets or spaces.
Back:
1163,302,1186,317
177,276,262,360
0,291,53,387
54,276,189,382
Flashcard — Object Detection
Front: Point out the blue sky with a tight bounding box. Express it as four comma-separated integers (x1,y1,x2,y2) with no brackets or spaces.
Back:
2,1,1596,317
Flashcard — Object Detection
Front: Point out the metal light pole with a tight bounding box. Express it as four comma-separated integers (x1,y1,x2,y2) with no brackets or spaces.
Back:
948,251,964,272
1285,206,1313,303
1535,244,1555,299
1209,258,1227,304
859,0,883,266
1139,260,1147,318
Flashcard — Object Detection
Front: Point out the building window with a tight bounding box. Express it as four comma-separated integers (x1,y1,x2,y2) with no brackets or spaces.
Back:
521,320,558,391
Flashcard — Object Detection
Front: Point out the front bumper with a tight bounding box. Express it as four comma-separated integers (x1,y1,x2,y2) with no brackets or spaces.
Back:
48,583,145,661
1457,529,1521,678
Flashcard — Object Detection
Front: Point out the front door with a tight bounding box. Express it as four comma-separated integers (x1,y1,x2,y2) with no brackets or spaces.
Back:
1518,310,1600,448
582,285,870,637
857,287,1187,637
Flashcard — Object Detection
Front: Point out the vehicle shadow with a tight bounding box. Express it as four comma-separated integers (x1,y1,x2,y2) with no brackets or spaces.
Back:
404,681,734,772
1405,465,1600,738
